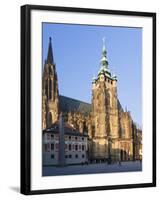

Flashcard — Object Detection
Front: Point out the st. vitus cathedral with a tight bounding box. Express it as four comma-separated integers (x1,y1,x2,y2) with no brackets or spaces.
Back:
42,37,142,162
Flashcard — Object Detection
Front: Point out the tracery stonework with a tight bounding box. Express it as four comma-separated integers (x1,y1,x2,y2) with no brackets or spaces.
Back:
42,37,142,162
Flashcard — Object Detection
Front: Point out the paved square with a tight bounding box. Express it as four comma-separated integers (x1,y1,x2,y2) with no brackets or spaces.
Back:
43,161,142,176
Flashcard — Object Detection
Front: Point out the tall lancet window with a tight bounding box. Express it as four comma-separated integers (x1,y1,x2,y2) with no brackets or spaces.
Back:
49,65,53,74
45,80,48,99
49,78,52,100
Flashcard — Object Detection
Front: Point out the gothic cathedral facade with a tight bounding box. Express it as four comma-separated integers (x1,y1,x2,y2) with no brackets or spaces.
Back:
42,37,142,162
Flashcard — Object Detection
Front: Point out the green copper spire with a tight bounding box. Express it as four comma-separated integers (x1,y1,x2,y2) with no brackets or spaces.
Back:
102,37,107,56
98,37,111,77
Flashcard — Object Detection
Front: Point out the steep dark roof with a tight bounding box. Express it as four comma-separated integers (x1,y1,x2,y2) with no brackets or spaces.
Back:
59,95,92,115
59,95,123,114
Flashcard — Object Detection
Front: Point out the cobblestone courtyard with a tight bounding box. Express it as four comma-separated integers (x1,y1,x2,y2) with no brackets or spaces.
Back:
43,161,142,176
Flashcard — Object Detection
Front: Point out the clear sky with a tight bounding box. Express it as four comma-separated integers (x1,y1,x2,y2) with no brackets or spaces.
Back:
42,23,142,127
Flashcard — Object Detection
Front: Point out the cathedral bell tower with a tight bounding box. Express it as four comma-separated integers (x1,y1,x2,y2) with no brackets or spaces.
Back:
42,37,59,129
91,38,119,160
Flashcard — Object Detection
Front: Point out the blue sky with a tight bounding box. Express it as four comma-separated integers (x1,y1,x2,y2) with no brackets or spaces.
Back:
42,23,142,126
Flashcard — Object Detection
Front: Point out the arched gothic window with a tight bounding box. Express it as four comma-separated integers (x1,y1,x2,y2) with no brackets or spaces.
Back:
49,65,53,74
49,78,52,99
45,80,48,99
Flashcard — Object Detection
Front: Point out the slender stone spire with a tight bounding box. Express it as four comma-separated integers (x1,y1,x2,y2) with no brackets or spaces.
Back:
47,37,54,64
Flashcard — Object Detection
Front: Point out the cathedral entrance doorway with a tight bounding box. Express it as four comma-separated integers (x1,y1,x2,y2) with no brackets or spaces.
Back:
120,150,127,161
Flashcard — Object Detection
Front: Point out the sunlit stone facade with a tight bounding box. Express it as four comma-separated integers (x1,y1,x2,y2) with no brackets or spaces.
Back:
42,37,142,165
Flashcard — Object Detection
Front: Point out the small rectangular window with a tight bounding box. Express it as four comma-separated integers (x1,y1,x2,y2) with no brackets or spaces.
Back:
51,154,54,159
51,143,54,150
69,144,72,151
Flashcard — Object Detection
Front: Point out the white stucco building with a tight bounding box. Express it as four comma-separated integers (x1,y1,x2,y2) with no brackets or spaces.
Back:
43,120,89,166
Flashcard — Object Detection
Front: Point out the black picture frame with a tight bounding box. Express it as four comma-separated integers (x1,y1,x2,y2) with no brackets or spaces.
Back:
21,4,156,195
